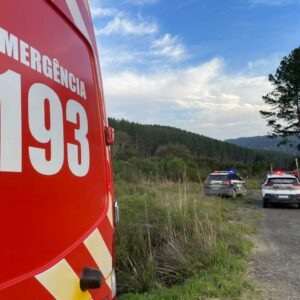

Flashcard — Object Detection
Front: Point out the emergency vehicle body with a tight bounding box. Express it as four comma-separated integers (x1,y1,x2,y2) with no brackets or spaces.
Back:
0,1,116,299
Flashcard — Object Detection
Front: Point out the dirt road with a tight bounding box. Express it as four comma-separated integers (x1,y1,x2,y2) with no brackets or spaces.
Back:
249,191,300,299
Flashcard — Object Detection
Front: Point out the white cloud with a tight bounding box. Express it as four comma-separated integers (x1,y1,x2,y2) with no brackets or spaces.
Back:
96,16,158,36
151,34,186,60
103,58,271,139
247,55,281,74
97,44,146,73
90,6,118,18
88,0,120,18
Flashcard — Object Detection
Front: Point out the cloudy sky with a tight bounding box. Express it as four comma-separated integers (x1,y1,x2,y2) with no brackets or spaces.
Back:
88,0,300,140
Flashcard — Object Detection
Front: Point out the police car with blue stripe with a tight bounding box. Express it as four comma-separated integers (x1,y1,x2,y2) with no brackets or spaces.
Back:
204,170,247,199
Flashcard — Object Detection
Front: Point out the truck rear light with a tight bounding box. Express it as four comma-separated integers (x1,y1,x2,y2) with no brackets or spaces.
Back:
293,184,300,188
105,126,114,145
264,183,273,187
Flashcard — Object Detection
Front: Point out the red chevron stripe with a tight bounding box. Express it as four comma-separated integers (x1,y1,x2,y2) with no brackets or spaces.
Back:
65,242,112,299
0,277,55,299
98,217,114,256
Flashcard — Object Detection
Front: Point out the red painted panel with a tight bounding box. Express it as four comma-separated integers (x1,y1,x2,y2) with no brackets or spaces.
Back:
99,217,114,257
0,278,55,299
0,0,109,289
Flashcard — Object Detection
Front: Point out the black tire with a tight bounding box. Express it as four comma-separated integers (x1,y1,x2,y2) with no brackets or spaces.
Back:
263,198,268,208
298,203,300,209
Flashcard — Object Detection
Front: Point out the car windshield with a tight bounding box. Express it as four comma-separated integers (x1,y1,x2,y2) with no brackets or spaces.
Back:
207,175,228,181
268,178,298,185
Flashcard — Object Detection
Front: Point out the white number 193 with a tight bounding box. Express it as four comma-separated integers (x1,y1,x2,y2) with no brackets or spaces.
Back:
0,70,90,177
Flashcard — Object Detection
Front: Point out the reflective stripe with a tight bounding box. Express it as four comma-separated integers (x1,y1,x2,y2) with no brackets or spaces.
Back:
65,0,91,43
83,0,90,14
105,272,112,291
107,192,113,227
84,229,112,279
106,146,110,164
35,259,91,300
106,273,112,291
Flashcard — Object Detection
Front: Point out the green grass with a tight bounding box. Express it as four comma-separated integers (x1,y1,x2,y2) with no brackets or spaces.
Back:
115,179,258,299
245,178,262,190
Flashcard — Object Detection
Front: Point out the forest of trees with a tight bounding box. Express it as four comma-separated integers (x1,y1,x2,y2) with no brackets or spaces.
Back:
109,118,294,182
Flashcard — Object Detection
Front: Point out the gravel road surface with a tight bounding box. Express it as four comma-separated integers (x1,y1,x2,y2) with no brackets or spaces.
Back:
250,191,300,299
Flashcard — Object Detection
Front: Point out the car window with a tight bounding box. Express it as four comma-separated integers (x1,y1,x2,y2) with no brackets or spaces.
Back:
231,174,241,180
268,177,298,184
207,175,228,181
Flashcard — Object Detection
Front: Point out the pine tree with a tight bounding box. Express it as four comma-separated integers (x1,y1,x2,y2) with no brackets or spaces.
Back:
260,47,300,149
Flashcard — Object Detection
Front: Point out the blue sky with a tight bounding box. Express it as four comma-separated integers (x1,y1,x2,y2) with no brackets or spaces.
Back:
89,0,300,139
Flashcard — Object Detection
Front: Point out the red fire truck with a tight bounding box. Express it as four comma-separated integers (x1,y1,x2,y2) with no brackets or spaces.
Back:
0,1,117,298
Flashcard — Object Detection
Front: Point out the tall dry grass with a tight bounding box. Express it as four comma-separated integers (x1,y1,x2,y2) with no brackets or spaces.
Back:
115,178,255,298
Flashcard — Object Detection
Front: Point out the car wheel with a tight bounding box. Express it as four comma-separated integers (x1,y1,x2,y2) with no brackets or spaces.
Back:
232,189,237,199
298,203,300,209
263,198,268,208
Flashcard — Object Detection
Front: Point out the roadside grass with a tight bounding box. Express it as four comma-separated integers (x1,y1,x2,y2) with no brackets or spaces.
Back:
246,179,262,190
115,179,258,299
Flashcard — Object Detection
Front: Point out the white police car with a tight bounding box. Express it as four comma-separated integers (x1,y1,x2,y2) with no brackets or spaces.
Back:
262,171,300,208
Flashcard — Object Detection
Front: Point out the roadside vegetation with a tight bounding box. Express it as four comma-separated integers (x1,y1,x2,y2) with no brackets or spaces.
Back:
113,45,300,299
110,118,282,298
109,118,293,177
115,177,258,299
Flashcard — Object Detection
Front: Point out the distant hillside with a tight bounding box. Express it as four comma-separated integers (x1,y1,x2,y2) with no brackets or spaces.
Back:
226,136,298,155
109,118,293,168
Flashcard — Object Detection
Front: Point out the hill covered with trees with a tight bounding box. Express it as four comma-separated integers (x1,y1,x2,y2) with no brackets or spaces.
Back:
226,136,298,155
109,118,294,181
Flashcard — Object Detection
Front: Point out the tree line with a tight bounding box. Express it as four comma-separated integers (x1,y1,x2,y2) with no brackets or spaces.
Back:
109,118,294,181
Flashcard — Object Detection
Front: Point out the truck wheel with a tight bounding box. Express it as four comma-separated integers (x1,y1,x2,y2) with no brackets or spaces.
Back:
263,198,268,208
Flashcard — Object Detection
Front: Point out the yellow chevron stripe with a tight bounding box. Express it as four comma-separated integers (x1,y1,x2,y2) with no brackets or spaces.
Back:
84,229,112,279
35,259,91,300
106,273,112,291
107,192,113,227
